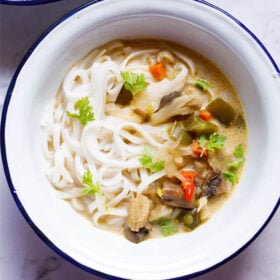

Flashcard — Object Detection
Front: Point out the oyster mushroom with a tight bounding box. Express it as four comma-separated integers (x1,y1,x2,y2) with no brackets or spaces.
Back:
201,170,226,198
132,108,150,122
124,224,152,244
154,91,182,112
150,92,201,125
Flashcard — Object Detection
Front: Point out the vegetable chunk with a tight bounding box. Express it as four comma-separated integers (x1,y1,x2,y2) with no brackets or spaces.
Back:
206,98,236,125
127,194,151,232
149,62,167,81
183,115,218,136
158,178,196,209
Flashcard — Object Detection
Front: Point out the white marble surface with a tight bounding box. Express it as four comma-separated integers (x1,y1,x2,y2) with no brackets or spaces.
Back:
0,0,279,279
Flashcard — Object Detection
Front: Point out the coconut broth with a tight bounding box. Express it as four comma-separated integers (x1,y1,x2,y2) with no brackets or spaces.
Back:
45,39,247,242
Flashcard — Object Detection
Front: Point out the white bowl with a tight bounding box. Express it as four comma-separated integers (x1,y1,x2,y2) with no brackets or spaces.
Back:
1,0,280,279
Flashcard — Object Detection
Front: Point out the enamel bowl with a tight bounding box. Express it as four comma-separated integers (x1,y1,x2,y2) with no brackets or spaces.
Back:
1,0,279,279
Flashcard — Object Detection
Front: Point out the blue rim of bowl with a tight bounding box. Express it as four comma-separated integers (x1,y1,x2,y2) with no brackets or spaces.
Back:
1,0,279,279
0,0,61,5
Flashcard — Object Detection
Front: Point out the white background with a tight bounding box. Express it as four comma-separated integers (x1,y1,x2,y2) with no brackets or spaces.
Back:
0,0,279,279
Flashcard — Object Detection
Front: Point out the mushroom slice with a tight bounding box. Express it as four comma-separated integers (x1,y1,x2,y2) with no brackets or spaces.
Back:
154,91,182,112
201,170,226,198
115,86,133,106
159,179,195,209
151,93,201,125
124,224,152,244
127,194,151,232
132,108,150,122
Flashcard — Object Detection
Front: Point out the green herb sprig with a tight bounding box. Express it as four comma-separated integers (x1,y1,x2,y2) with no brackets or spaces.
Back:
223,144,245,183
197,132,226,156
66,96,95,126
120,71,147,97
153,218,178,237
81,170,101,196
139,146,165,174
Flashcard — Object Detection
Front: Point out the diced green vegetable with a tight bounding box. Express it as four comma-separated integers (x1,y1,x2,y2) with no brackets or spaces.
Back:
182,115,218,136
176,210,201,230
180,130,193,146
168,121,193,145
206,98,236,126
183,211,200,230
195,79,210,91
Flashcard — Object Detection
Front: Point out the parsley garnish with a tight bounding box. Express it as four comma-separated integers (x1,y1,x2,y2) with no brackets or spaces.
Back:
120,71,147,97
81,170,101,196
66,96,95,126
223,169,236,183
223,144,245,183
161,221,178,236
139,146,165,174
233,144,245,160
155,218,178,237
195,79,210,91
197,132,226,155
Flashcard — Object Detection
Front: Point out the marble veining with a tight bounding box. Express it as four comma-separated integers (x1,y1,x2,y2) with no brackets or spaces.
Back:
21,254,62,280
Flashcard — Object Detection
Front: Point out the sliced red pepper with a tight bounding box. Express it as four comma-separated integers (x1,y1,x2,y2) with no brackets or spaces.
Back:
181,170,197,201
192,140,208,158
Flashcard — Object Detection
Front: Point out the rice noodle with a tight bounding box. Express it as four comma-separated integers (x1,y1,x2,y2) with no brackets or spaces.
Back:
41,40,196,231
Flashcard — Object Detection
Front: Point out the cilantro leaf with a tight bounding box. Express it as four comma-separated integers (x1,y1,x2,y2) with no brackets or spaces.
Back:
139,146,165,174
81,170,101,196
228,144,245,170
207,133,227,152
222,169,236,183
227,157,245,169
121,71,147,97
159,219,178,237
150,160,165,173
66,96,95,126
223,144,245,183
197,134,208,148
197,132,226,155
233,144,244,158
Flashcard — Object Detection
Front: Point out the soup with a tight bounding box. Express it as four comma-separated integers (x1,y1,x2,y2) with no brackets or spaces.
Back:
41,40,247,243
